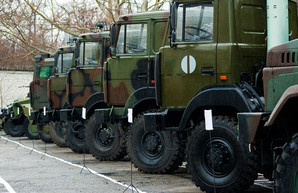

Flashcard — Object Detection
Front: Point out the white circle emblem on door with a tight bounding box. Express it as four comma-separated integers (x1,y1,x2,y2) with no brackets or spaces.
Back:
181,55,196,74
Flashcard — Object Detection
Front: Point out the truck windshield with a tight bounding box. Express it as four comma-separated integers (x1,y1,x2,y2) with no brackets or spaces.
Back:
57,53,74,73
176,2,213,42
116,23,147,54
79,42,100,66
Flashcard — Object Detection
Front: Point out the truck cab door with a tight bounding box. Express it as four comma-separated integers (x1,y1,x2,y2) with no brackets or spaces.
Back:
106,23,150,106
161,2,217,108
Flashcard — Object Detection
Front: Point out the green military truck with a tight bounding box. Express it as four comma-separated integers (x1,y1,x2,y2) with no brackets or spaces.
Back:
47,46,76,147
3,97,38,139
58,31,110,153
127,0,297,193
84,11,169,161
30,53,55,143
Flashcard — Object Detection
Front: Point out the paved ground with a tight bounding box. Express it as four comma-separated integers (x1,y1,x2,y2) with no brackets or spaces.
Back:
0,132,274,193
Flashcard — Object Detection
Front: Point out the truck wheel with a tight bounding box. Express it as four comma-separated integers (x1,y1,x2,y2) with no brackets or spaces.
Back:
274,133,298,193
23,118,39,140
129,113,184,173
49,121,67,147
86,114,127,161
187,116,256,193
3,118,12,135
38,124,53,143
66,121,88,153
5,117,24,137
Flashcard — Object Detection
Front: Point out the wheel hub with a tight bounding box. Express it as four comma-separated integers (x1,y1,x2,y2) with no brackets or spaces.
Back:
99,128,112,144
96,125,114,148
142,132,162,157
204,139,235,176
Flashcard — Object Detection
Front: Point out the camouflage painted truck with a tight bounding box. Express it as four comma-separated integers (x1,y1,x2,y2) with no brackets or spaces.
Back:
84,11,169,161
47,45,76,147
126,0,297,193
0,108,8,131
57,31,110,153
3,97,38,139
30,53,55,143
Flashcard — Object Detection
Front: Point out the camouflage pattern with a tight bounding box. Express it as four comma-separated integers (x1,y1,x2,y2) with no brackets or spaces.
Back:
104,11,169,107
11,97,31,119
6,97,38,137
67,31,110,108
48,46,76,109
263,39,298,112
30,54,54,110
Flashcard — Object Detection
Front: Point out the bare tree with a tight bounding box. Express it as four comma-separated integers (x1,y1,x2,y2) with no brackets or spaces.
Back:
0,0,169,71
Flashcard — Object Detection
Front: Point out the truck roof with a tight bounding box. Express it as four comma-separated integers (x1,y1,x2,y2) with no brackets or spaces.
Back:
77,31,110,41
117,10,169,23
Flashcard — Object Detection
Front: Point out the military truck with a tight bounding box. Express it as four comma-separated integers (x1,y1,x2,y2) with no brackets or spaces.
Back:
0,108,8,131
30,54,55,143
84,11,169,161
3,97,38,139
127,0,297,193
59,31,110,153
30,45,76,144
47,46,76,147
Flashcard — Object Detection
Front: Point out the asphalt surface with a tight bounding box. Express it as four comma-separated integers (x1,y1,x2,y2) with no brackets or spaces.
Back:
0,131,274,193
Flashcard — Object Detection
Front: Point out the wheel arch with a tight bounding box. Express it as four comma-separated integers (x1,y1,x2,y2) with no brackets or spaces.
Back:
178,85,259,131
266,90,298,139
124,87,158,118
84,92,107,119
265,85,298,134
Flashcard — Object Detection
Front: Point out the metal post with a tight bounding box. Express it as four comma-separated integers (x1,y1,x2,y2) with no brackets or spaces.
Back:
267,0,289,51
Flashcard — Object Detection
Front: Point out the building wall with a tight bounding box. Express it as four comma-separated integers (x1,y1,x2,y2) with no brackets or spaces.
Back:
0,71,33,108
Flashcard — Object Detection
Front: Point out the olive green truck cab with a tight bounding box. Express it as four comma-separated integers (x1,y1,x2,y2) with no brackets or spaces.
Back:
85,11,169,161
47,45,76,147
58,31,110,153
131,0,298,193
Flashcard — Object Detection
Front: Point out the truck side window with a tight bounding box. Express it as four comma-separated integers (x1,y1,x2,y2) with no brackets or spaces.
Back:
40,66,53,77
116,23,147,54
79,42,100,66
57,53,74,73
176,3,213,42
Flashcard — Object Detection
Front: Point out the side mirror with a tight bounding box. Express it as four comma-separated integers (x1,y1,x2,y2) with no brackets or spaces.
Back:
109,47,116,58
75,58,79,66
110,23,116,46
109,23,117,58
170,2,178,47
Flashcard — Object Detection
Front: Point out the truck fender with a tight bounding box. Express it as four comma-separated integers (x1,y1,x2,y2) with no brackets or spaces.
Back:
84,92,106,118
178,85,257,131
265,85,298,126
124,87,156,117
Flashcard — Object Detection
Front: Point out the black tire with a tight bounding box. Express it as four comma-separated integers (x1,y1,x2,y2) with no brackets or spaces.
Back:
3,118,12,135
5,116,25,137
49,121,68,147
86,114,127,161
66,120,88,153
274,133,298,193
23,118,39,140
38,124,53,143
187,116,257,193
129,113,185,174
